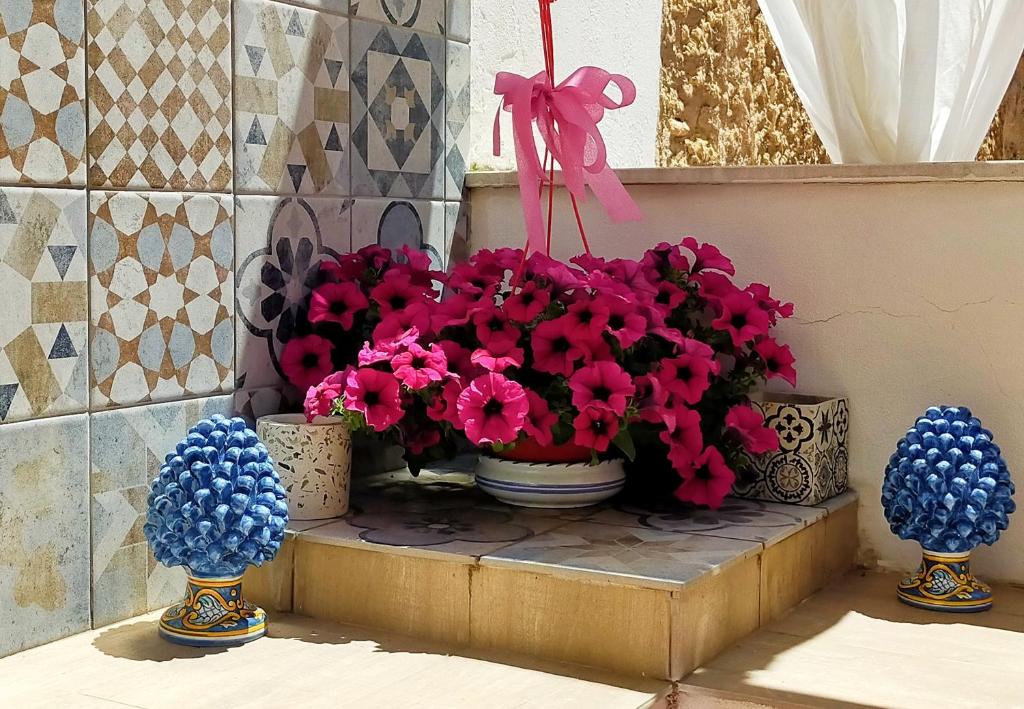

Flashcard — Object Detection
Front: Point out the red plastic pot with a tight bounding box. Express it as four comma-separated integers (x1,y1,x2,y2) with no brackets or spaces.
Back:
493,439,592,464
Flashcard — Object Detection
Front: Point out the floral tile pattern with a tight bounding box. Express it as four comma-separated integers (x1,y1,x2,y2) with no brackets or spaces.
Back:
89,191,234,408
0,0,87,185
234,0,350,195
481,522,761,590
0,414,90,658
235,195,352,389
0,188,88,423
351,0,445,36
445,41,469,199
90,395,232,627
350,20,445,199
352,198,446,270
86,0,233,190
574,496,827,547
446,0,471,42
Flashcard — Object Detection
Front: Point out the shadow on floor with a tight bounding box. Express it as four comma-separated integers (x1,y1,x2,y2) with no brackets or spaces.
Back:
92,620,231,662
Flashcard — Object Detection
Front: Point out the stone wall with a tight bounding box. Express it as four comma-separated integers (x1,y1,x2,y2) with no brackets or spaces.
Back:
659,0,1024,165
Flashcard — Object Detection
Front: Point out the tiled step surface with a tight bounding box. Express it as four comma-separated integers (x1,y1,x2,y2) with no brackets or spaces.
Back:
246,465,858,681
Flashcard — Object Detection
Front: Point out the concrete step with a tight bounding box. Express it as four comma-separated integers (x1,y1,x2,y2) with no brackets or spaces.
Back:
246,466,858,681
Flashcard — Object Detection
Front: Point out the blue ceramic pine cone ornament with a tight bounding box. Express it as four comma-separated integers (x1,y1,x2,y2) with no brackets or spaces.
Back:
145,415,289,578
882,406,1015,553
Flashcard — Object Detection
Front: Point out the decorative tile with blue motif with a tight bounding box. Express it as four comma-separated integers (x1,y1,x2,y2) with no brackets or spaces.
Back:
235,195,352,390
351,0,445,36
445,41,470,200
350,20,445,199
352,198,446,271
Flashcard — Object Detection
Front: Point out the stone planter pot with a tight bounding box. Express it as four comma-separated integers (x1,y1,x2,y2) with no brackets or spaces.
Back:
476,448,626,509
257,414,351,520
732,394,849,506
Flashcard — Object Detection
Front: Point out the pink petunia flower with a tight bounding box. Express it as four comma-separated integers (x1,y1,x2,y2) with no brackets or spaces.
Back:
682,236,735,275
308,282,369,330
431,292,476,332
303,370,347,422
359,327,420,366
674,446,736,509
344,368,403,431
653,281,687,311
456,372,529,446
371,272,430,317
531,316,588,376
427,379,464,426
504,281,551,323
695,271,741,302
471,347,524,373
523,389,558,447
569,361,635,416
403,425,441,455
659,406,704,470
372,302,432,342
725,404,779,454
391,343,450,390
711,292,771,347
746,283,794,324
754,338,797,387
573,406,620,453
602,295,648,348
281,334,335,390
656,353,713,405
565,297,610,338
472,306,521,354
437,340,476,382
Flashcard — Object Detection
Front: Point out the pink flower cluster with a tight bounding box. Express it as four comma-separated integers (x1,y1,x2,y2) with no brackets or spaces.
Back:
300,237,796,509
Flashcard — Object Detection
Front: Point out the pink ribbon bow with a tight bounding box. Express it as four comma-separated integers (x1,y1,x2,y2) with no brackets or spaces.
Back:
493,66,643,255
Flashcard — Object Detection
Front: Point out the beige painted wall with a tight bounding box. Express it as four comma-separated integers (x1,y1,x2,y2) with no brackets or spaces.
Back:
469,174,1024,582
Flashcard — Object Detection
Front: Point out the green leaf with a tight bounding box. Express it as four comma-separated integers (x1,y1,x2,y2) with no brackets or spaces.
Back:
613,429,636,462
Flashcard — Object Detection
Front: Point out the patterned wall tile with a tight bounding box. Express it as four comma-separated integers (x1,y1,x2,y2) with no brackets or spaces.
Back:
86,0,232,191
90,395,232,627
288,0,348,13
351,0,445,36
233,386,293,426
0,188,88,424
444,200,468,271
445,40,469,199
89,191,234,408
236,195,352,389
353,198,445,270
0,0,87,185
446,0,470,42
234,0,350,195
351,20,445,199
0,414,89,658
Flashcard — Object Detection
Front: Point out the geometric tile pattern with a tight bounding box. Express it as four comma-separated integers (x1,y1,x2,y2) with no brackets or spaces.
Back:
85,0,233,191
352,197,446,270
444,199,468,271
0,0,87,185
0,414,90,658
234,0,350,195
89,191,234,408
445,40,470,199
446,0,471,43
351,0,445,36
351,20,445,199
90,395,233,627
232,386,290,426
0,187,88,423
235,195,352,390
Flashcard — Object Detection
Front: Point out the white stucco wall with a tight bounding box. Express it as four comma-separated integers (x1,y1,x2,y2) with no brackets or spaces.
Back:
470,0,663,171
468,169,1024,583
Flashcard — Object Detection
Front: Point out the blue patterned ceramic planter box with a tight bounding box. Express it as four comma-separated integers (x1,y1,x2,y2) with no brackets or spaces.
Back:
733,395,849,506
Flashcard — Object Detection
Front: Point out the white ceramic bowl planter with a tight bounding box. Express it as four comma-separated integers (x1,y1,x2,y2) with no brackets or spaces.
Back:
474,456,626,509
256,414,352,520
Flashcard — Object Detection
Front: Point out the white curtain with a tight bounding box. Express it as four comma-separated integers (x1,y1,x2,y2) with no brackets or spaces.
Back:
757,0,1024,163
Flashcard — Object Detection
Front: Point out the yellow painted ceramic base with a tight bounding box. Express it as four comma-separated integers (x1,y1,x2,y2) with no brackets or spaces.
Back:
897,550,993,613
159,574,267,646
